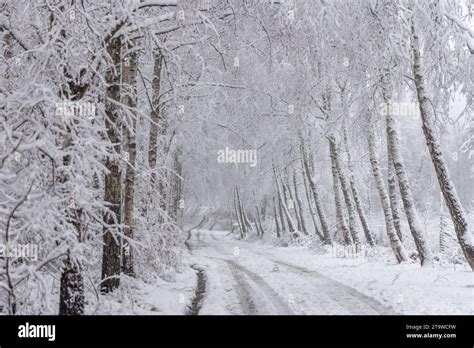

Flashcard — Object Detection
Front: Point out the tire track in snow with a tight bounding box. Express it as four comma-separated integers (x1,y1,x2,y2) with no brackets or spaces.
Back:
262,256,395,315
225,261,260,314
225,260,294,315
198,230,294,314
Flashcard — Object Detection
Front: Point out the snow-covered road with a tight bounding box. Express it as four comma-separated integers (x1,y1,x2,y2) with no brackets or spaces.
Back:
187,229,394,315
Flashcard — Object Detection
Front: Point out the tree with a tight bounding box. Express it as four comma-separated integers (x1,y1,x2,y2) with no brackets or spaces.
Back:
411,12,474,270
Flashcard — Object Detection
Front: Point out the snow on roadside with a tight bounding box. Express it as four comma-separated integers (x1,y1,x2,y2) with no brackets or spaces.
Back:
92,262,197,315
248,243,474,315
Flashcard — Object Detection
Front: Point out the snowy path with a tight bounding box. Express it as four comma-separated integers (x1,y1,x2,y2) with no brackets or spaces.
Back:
187,229,394,315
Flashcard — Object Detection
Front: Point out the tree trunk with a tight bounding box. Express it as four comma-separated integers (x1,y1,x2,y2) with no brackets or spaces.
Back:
229,199,235,233
273,167,297,233
286,180,302,231
261,194,267,221
293,170,308,235
169,149,182,223
234,188,244,239
122,48,138,277
273,196,281,238
439,192,449,254
147,52,168,225
301,160,324,241
328,138,352,245
240,196,253,234
387,140,404,242
367,113,408,263
411,22,473,270
282,180,297,231
384,82,434,266
343,128,375,246
101,35,122,293
59,254,84,315
257,205,265,237
302,144,331,244
148,53,162,186
254,206,261,237
278,182,297,234
330,137,361,249
273,165,287,233
236,187,249,237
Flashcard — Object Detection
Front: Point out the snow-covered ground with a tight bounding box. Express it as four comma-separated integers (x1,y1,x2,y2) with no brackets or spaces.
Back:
95,228,473,315
92,264,197,315
186,229,473,315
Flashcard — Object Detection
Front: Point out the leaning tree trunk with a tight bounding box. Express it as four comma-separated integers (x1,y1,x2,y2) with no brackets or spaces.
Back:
254,206,261,237
240,195,253,234
273,164,287,233
257,206,265,237
285,180,301,231
329,138,352,245
273,196,281,238
234,188,245,239
367,113,408,263
236,188,251,237
343,128,375,246
411,23,474,270
277,183,297,234
302,144,332,244
261,194,267,221
301,161,324,241
273,168,297,233
229,200,235,233
101,35,122,293
330,137,362,249
384,83,434,266
122,48,138,277
277,189,287,233
282,180,297,232
293,170,308,235
387,140,404,242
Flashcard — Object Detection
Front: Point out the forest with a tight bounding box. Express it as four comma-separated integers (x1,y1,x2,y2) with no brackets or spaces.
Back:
0,0,473,315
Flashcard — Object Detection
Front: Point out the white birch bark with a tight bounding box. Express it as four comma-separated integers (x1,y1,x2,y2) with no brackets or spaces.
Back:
302,144,332,244
383,80,434,265
332,137,362,250
367,113,409,263
411,21,474,270
329,137,353,246
343,127,375,246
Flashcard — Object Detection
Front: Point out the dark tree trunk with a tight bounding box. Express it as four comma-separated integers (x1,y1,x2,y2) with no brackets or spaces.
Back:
101,35,122,293
122,47,138,277
59,255,84,315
